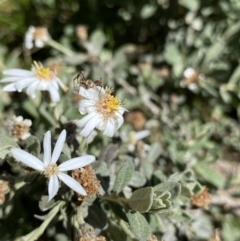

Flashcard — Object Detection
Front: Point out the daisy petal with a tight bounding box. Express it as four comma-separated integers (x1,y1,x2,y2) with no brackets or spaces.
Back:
48,175,59,201
1,77,23,83
14,78,35,91
48,84,60,102
3,69,33,77
135,130,150,140
79,86,100,100
3,83,17,91
11,148,44,171
103,119,115,137
75,112,97,128
51,130,66,164
78,100,95,114
43,131,51,165
26,81,39,98
37,81,48,90
57,172,87,196
58,155,96,171
116,114,124,128
80,116,101,137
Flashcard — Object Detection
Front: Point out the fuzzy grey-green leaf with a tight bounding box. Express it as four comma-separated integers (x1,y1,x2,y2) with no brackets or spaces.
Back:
113,160,135,194
127,187,154,213
0,136,19,159
193,162,225,188
25,136,40,157
153,182,181,200
126,211,151,241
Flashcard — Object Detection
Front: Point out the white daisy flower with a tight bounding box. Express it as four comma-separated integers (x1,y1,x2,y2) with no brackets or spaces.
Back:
24,26,50,50
11,129,96,201
7,115,32,141
128,130,150,152
75,86,127,137
1,61,67,102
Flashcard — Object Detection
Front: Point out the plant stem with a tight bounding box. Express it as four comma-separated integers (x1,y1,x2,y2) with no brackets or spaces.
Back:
99,194,127,206
47,39,75,57
119,219,137,240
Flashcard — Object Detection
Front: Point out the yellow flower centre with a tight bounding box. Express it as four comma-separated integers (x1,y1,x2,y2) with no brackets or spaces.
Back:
33,61,55,81
44,164,59,178
96,91,121,118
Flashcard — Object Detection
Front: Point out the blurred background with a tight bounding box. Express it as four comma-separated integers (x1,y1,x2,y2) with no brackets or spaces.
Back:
1,0,240,240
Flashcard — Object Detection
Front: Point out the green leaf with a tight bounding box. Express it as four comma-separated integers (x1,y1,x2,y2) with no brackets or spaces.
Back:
150,191,172,212
202,42,225,68
24,171,39,183
90,29,107,54
23,100,39,118
61,143,71,160
113,160,135,194
228,64,240,85
25,136,40,157
140,4,157,19
179,0,200,11
181,181,202,196
223,215,240,241
126,211,151,241
0,136,19,159
14,201,63,241
164,44,182,65
220,85,232,103
91,161,107,174
153,182,181,200
140,161,154,180
98,143,120,163
193,162,225,188
127,187,154,213
147,142,162,162
39,196,56,211
109,202,128,222
223,21,240,41
128,171,147,188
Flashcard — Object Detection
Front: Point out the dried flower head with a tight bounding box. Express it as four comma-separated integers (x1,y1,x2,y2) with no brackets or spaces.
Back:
76,25,88,42
24,26,50,49
209,229,222,241
184,68,199,84
72,165,100,201
79,236,106,241
0,180,10,204
180,67,202,90
191,186,211,210
125,111,146,130
158,67,170,79
79,223,106,241
147,235,159,241
7,116,32,141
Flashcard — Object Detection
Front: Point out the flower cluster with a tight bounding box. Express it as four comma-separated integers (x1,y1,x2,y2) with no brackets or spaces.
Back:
1,62,128,200
1,63,129,202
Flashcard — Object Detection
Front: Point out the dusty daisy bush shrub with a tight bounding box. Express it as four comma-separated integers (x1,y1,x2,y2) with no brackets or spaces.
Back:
0,1,240,241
